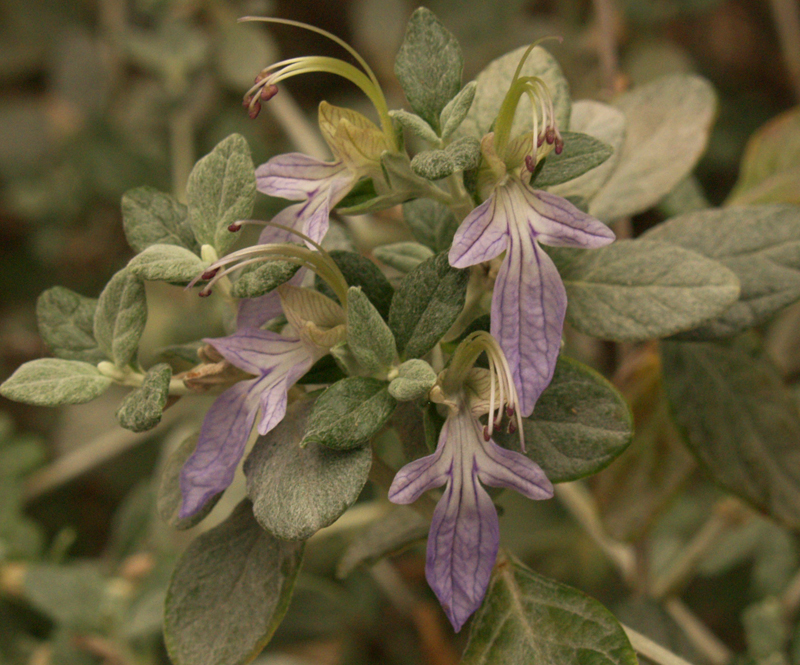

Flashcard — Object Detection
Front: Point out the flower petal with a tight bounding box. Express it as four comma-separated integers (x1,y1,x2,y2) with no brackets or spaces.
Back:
255,351,313,435
449,194,509,268
388,420,454,504
492,223,566,416
236,292,283,330
256,153,347,200
526,187,616,249
478,438,554,500
426,457,499,632
178,378,263,518
205,329,305,376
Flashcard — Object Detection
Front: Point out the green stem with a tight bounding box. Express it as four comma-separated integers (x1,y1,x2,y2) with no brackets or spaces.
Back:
622,624,697,665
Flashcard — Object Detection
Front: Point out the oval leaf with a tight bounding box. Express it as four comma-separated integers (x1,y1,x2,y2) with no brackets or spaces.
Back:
554,239,741,342
121,186,197,253
116,363,172,433
0,359,112,406
127,244,208,283
36,286,104,363
93,267,147,367
534,132,614,188
164,500,303,665
315,250,394,320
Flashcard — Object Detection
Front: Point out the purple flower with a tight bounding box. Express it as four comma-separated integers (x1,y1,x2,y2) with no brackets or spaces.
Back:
449,134,615,416
179,286,346,519
388,332,553,631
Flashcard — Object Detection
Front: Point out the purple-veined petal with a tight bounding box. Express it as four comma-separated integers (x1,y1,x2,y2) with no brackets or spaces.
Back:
205,329,305,376
448,195,509,268
256,221,296,245
236,292,283,330
388,420,454,504
178,377,264,518
478,437,554,500
256,153,347,200
255,348,313,435
525,186,616,249
426,448,499,632
492,221,566,416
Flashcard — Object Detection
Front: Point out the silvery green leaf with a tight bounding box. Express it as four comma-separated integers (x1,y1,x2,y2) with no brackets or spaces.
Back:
549,101,626,201
389,252,470,359
316,250,394,320
0,359,112,406
186,134,256,255
231,260,300,299
36,286,105,363
411,136,480,180
394,7,463,130
245,399,373,540
460,45,571,140
388,358,437,401
533,132,614,187
448,135,481,170
644,205,800,338
390,109,441,143
157,432,222,530
346,287,396,375
121,186,197,253
589,75,717,221
440,81,477,140
164,500,303,665
94,268,147,367
380,151,435,195
116,363,171,433
337,506,428,578
494,356,632,482
662,338,800,530
303,377,397,450
552,239,741,342
127,244,208,283
657,176,710,218
462,553,637,665
373,242,435,273
402,198,459,251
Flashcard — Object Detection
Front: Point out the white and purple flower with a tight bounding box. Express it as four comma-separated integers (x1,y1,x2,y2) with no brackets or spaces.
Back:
389,331,553,631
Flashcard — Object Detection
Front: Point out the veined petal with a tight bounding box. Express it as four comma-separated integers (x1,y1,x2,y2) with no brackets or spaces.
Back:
492,221,566,416
255,350,313,435
256,153,347,200
449,194,509,268
388,420,454,504
524,185,616,248
235,262,306,331
278,285,346,352
426,445,499,632
205,329,306,377
478,437,554,500
178,378,263,518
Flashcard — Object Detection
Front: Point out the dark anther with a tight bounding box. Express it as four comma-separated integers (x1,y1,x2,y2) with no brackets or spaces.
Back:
545,127,555,145
554,137,564,155
199,289,212,298
537,133,545,147
506,406,515,418
260,84,279,102
483,426,491,441
201,268,220,280
524,155,537,172
507,421,517,434
228,222,242,232
247,101,262,120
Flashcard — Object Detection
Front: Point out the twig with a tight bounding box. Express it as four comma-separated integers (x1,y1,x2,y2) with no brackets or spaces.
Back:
591,0,621,96
169,105,194,203
664,598,733,665
622,624,697,665
768,0,800,102
554,482,637,585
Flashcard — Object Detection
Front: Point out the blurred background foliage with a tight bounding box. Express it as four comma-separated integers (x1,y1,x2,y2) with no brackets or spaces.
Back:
1,0,800,664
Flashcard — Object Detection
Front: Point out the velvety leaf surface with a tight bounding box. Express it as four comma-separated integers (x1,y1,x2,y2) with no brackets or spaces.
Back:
0,359,112,406
231,260,300,299
121,186,197,253
462,553,638,665
589,75,716,221
394,7,463,129
245,399,373,541
164,500,303,665
661,338,800,529
553,239,741,342
373,241,434,273
346,287,396,375
36,286,105,363
186,134,256,254
460,45,570,140
127,243,208,283
116,363,171,433
402,198,459,252
93,267,148,367
389,252,469,359
316,250,394,320
440,81,477,139
494,356,632,483
303,377,396,451
534,132,614,188
644,204,800,338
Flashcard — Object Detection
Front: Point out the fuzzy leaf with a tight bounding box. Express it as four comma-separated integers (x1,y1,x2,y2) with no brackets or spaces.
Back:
389,252,470,358
36,287,105,363
534,132,614,187
402,198,459,251
245,399,373,540
411,136,480,180
231,260,300,299
186,134,256,254
127,243,208,283
315,250,394,320
121,186,197,253
303,377,397,450
94,267,148,367
495,356,632,483
116,363,171,433
390,109,440,143
23,564,106,630
373,241,435,273
589,75,717,221
0,359,112,406
644,204,800,338
463,553,638,665
164,500,303,665
394,7,463,129
346,287,396,374
553,239,741,342
388,359,437,401
661,338,800,529
441,81,477,139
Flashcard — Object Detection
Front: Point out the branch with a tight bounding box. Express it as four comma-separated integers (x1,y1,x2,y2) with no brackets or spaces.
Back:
622,624,697,665
664,598,733,665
